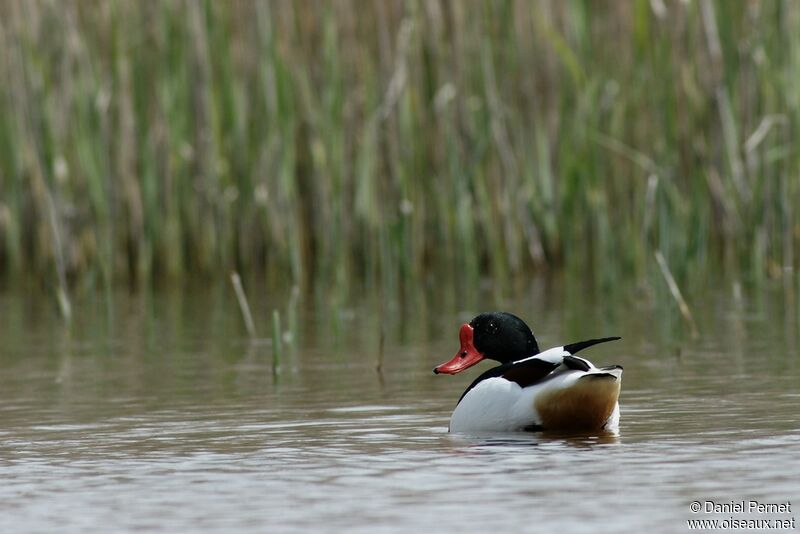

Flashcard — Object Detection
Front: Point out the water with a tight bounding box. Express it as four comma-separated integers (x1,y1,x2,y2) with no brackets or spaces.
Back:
1,281,799,533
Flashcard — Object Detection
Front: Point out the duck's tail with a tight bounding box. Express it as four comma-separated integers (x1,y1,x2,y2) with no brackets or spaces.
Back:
563,336,621,355
580,364,624,381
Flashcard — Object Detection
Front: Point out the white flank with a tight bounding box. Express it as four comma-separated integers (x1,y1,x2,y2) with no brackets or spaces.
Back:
449,361,623,433
604,403,621,431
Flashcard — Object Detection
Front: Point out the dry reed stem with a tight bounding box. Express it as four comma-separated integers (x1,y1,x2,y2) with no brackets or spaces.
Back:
230,272,256,337
655,251,698,338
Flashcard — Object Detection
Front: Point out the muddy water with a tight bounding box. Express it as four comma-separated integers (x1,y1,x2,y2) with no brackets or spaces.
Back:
1,281,798,532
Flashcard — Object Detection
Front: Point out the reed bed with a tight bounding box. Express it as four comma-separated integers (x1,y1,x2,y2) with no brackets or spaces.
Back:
0,0,797,294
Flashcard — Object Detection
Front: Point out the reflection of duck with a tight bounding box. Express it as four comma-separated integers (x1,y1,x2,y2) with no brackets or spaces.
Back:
434,312,623,433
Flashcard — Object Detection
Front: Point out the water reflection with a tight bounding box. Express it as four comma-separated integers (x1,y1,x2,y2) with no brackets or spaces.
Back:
448,430,621,451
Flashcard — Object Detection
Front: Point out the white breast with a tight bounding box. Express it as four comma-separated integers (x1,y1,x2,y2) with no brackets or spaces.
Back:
449,377,538,432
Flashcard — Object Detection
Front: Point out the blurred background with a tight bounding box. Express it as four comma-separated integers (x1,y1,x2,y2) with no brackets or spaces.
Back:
1,0,797,305
2,4,800,531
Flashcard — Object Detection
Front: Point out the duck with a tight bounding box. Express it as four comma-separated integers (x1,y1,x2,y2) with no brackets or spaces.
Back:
433,311,623,433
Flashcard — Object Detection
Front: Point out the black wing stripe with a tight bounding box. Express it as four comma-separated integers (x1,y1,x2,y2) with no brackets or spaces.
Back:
563,355,590,372
563,337,621,355
501,358,560,388
456,357,559,405
579,372,620,381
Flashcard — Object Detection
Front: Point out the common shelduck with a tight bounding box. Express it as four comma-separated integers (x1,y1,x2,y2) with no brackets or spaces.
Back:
434,311,623,433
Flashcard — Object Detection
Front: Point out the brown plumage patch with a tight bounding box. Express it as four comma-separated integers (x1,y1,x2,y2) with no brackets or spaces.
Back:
534,375,621,431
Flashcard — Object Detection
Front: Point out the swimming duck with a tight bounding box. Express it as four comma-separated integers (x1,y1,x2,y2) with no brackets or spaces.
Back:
434,312,623,433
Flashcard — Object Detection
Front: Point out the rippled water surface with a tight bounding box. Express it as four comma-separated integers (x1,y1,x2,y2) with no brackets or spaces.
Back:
1,283,799,532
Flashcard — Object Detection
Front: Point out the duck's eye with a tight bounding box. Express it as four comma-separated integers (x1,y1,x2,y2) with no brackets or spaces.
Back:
460,351,467,358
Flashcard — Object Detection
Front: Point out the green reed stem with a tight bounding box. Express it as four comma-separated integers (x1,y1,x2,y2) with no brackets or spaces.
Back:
0,1,797,291
272,309,282,375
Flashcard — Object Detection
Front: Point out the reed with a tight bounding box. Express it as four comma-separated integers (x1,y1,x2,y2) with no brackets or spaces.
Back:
655,250,699,338
0,1,798,292
272,309,282,376
230,271,256,336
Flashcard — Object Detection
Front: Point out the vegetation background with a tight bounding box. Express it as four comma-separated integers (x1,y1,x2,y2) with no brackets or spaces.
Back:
0,0,797,306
